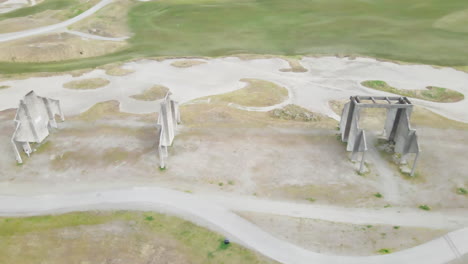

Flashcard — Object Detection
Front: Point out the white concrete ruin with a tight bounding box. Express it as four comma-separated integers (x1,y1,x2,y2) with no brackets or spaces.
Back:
11,91,64,164
156,92,180,168
340,96,420,176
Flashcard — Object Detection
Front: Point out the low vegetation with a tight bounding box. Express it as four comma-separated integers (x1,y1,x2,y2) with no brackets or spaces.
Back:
361,80,464,103
378,248,392,254
270,104,321,122
130,85,169,101
171,60,207,68
0,211,276,264
103,65,134,76
419,205,431,211
63,77,110,90
374,193,383,198
2,0,467,73
202,79,288,107
457,187,467,195
0,85,9,89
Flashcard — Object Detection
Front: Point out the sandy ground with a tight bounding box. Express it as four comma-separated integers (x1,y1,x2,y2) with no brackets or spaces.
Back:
238,212,449,256
0,56,467,264
0,56,467,121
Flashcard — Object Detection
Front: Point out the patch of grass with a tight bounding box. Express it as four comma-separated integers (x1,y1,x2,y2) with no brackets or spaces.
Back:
393,226,400,229
270,104,321,122
130,85,169,101
33,141,53,154
384,204,392,208
228,180,235,185
419,205,431,211
366,225,373,229
0,211,276,264
63,77,110,90
374,193,383,198
0,85,9,89
306,197,316,202
377,248,392,254
202,78,288,107
456,187,467,195
361,80,464,103
171,60,206,68
218,182,224,186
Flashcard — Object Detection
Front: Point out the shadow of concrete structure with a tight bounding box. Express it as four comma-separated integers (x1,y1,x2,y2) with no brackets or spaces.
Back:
156,92,180,169
340,96,420,176
11,90,64,164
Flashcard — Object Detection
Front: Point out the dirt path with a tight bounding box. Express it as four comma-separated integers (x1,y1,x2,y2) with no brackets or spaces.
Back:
0,187,466,264
0,0,113,42
366,133,401,204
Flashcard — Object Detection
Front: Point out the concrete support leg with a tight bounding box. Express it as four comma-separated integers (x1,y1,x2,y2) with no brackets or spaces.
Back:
359,151,366,173
158,145,167,169
22,142,32,157
410,152,419,177
11,140,22,164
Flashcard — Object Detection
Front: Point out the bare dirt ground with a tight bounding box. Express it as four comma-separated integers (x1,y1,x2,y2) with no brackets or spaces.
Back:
0,32,126,62
0,57,467,260
238,211,449,256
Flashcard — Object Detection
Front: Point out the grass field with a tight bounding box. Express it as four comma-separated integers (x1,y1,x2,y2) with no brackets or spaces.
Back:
0,211,276,264
0,0,467,73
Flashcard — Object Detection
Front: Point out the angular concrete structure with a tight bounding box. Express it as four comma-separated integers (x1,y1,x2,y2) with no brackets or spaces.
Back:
340,96,420,176
11,91,64,164
156,92,180,168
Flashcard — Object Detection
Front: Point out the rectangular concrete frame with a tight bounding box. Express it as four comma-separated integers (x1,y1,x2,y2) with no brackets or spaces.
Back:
156,92,180,168
340,96,420,176
11,91,64,164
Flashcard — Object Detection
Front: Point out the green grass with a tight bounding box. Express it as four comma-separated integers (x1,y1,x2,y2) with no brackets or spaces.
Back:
419,205,431,211
374,193,383,198
306,197,316,202
377,248,392,254
361,80,464,103
0,211,275,264
457,187,467,195
1,0,468,73
0,85,9,89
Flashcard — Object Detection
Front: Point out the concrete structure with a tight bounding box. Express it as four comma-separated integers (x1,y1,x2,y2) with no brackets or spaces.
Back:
11,91,64,164
156,92,180,168
340,96,420,176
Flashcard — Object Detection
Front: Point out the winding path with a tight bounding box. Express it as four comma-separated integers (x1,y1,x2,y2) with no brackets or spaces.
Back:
0,0,113,43
0,187,466,264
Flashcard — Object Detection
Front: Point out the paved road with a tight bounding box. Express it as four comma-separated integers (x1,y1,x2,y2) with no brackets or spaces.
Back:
0,187,466,264
0,0,113,43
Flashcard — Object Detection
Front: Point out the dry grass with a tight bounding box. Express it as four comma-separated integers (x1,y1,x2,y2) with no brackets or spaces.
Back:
199,78,288,107
181,103,337,129
63,77,110,90
270,104,324,122
102,64,134,76
130,85,169,101
361,80,464,103
0,10,62,34
69,0,134,37
233,54,307,73
0,32,126,62
0,211,277,264
279,58,308,73
171,60,207,68
238,212,448,256
0,85,9,89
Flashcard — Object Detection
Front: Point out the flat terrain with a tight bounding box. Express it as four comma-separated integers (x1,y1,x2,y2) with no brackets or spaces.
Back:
0,211,276,264
0,0,467,72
